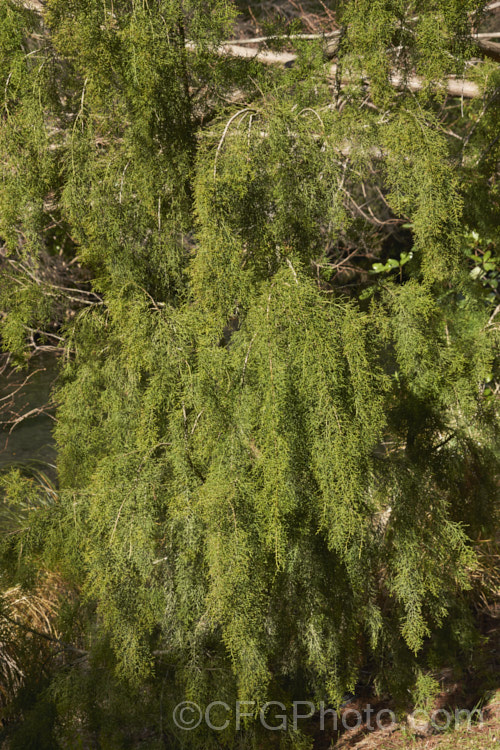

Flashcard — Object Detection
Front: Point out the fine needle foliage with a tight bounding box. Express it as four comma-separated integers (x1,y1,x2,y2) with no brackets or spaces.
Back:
0,0,499,747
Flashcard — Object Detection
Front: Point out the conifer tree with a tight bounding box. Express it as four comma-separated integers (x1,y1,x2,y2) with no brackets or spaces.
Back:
0,0,499,747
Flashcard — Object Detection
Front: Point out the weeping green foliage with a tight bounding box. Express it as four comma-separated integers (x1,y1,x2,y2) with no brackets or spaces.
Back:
0,0,499,746
340,0,483,103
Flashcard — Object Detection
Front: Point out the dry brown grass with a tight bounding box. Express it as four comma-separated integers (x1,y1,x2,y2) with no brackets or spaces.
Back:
472,534,500,620
0,572,63,709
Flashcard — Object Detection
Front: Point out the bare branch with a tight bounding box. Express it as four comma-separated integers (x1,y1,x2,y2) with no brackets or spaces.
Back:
187,42,481,98
221,31,341,45
477,40,500,62
6,407,56,434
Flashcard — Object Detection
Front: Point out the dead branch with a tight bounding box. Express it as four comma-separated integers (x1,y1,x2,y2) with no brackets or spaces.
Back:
478,39,500,62
187,41,482,98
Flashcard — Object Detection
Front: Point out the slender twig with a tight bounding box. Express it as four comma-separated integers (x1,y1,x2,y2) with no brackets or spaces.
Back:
486,303,500,328
214,109,254,179
1,612,87,655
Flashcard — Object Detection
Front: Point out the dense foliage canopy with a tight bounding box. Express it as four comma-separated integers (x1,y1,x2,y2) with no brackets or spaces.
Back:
0,0,499,747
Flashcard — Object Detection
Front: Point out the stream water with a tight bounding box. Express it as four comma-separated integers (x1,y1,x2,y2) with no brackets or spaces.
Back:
0,353,58,473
